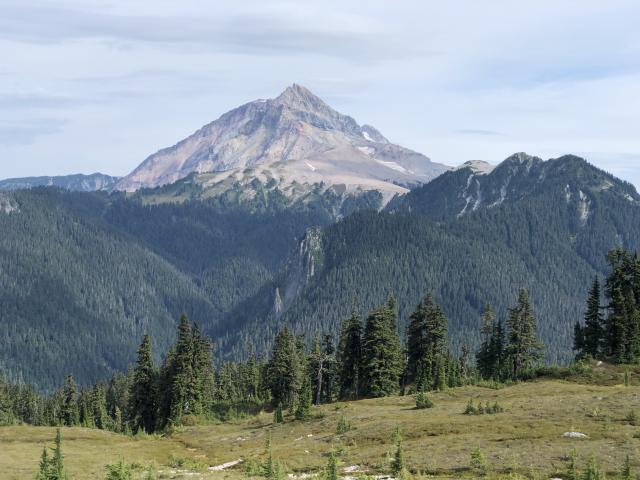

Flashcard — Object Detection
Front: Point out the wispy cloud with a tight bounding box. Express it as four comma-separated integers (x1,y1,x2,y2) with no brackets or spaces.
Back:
0,2,412,62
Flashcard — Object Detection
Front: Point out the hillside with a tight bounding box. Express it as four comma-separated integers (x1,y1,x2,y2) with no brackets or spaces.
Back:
0,187,373,390
220,155,640,364
1,155,639,389
2,369,640,479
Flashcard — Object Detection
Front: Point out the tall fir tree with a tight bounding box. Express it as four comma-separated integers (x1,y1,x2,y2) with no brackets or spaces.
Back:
336,310,363,400
506,290,544,379
128,334,157,434
60,375,79,427
266,327,304,407
361,297,403,397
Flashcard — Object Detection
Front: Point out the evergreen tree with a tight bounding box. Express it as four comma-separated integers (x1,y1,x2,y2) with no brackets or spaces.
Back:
169,314,194,421
406,297,429,386
128,334,157,434
325,450,339,480
266,327,303,407
51,429,68,480
273,403,284,424
336,310,363,400
391,427,408,479
35,447,50,480
190,323,216,415
506,290,544,379
295,377,313,420
361,298,403,397
582,278,604,358
477,304,506,380
60,375,79,427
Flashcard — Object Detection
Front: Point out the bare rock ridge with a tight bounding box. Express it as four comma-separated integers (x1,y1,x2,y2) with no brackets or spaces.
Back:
115,84,450,201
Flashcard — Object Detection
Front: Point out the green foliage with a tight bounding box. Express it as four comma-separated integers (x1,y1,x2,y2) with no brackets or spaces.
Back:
325,450,339,480
566,449,579,480
506,290,545,379
295,378,313,420
464,399,504,415
36,429,68,480
104,458,133,480
128,335,157,434
415,392,434,410
361,298,403,398
267,328,305,408
470,446,488,476
273,404,284,424
621,455,633,480
336,414,351,434
336,311,363,400
391,427,408,479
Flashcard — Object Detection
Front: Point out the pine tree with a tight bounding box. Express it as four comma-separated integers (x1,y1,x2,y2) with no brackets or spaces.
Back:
295,377,313,420
506,290,544,379
60,375,79,427
169,314,194,421
273,403,284,424
336,310,363,400
190,323,216,415
35,447,50,480
582,278,604,358
406,297,429,387
477,304,506,380
267,327,304,407
128,334,157,434
361,298,403,397
51,429,68,480
325,450,339,480
391,427,407,479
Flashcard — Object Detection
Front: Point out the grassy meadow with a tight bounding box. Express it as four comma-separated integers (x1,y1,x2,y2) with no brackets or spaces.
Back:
2,364,640,479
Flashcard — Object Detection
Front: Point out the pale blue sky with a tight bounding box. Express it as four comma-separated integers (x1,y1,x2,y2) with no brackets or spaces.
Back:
1,0,639,187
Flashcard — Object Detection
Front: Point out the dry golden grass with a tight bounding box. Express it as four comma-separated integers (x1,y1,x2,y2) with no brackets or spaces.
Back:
2,375,640,479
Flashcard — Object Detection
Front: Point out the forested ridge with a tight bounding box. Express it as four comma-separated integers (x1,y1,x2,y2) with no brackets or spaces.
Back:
0,155,639,391
222,158,640,364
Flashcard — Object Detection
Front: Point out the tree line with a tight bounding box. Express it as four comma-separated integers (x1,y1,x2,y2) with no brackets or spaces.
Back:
1,286,546,432
574,248,640,364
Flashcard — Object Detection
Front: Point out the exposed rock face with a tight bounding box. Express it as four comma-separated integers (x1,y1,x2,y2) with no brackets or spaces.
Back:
116,84,450,201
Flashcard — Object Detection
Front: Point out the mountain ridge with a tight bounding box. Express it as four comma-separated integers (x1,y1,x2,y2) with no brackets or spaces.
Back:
0,173,120,192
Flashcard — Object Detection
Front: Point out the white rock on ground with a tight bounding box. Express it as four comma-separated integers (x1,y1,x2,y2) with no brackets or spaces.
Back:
208,459,243,471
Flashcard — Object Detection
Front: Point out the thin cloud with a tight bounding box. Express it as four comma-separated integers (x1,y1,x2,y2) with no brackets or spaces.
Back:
0,3,415,62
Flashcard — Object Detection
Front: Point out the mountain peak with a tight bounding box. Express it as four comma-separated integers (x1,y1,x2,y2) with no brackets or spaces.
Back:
273,83,328,110
115,85,449,195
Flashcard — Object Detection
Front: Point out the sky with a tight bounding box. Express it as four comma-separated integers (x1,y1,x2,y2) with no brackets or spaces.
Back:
1,0,640,187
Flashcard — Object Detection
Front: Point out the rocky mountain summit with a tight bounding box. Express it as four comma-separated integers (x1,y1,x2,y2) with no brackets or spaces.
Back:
116,84,449,202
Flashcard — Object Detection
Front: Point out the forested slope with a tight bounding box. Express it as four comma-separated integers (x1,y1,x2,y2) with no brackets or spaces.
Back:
222,156,640,364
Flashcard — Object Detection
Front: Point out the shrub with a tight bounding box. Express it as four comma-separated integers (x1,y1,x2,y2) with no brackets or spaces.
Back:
415,392,434,410
470,447,488,475
626,410,638,425
464,399,503,415
104,458,133,480
336,415,351,434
